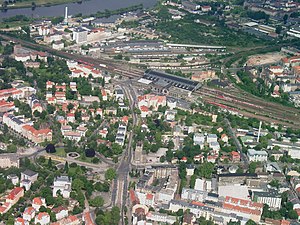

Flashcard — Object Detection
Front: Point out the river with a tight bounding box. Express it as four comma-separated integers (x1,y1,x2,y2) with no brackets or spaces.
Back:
0,0,157,19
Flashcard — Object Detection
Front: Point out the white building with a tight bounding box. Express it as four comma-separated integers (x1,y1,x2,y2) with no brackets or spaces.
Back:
252,190,282,210
34,212,50,225
52,176,72,198
0,154,19,168
193,133,205,149
146,212,176,224
247,149,268,162
207,134,218,143
72,27,88,44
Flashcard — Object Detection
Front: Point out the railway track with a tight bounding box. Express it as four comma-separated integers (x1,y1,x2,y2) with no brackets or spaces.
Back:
0,34,144,79
198,87,299,120
195,87,300,128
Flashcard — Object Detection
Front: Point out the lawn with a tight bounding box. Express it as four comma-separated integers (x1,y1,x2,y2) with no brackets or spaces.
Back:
54,147,67,157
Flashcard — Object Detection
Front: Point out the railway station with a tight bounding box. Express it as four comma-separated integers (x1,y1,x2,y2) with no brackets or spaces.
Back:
137,70,201,98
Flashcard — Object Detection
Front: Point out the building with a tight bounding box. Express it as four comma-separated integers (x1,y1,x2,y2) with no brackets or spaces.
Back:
0,88,24,100
32,197,46,211
52,206,68,220
252,190,282,210
6,187,24,205
0,154,19,168
146,212,176,224
23,206,35,221
15,217,29,225
222,196,263,223
142,70,201,96
247,149,268,162
53,176,72,198
72,27,88,44
20,170,38,191
35,212,50,225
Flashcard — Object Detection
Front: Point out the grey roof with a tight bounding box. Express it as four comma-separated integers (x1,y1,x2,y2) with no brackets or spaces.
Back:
22,169,38,177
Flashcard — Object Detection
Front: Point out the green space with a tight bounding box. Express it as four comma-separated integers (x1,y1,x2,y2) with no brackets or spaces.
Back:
153,6,270,48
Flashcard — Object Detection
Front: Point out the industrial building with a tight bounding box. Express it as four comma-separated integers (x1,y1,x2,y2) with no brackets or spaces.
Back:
139,70,201,97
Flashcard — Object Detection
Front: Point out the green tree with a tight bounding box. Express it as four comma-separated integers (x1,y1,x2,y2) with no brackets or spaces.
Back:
89,196,104,207
105,168,117,181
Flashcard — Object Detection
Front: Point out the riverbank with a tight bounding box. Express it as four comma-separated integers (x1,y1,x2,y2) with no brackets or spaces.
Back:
1,0,82,10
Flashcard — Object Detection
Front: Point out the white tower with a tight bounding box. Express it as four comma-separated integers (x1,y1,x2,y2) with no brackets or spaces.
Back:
257,121,262,143
64,6,68,23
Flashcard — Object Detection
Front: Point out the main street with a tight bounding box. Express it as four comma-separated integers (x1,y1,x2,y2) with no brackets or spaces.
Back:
110,82,138,225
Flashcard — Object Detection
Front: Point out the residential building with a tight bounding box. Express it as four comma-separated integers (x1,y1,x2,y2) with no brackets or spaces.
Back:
53,176,72,198
35,212,50,225
247,149,268,162
20,170,38,191
32,197,46,211
6,187,24,205
52,206,68,220
0,154,19,168
23,207,35,221
252,190,282,210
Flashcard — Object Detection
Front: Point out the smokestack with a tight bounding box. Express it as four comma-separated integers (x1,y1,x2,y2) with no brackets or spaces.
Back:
257,121,262,143
64,6,68,23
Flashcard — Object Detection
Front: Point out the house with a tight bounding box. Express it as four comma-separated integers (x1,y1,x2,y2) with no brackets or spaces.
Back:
15,217,29,225
140,105,150,118
23,206,35,221
66,113,75,123
7,174,19,185
209,142,220,152
247,149,268,162
52,206,68,220
6,187,24,205
231,151,241,162
207,134,218,143
186,164,195,176
82,212,95,225
32,197,46,211
0,154,19,168
194,154,204,163
53,176,72,198
193,133,205,149
99,128,108,138
115,87,124,101
51,215,80,225
35,212,50,225
20,170,38,191
221,134,229,143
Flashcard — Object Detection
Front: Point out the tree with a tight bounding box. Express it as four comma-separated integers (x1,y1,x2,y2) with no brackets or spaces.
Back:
85,148,96,157
64,161,69,173
246,220,257,225
249,162,258,174
47,105,56,114
48,157,53,168
67,103,74,111
288,209,298,219
89,196,104,207
46,144,56,153
105,168,117,181
72,178,84,191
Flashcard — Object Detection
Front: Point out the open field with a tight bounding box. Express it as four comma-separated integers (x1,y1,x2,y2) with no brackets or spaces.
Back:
246,52,286,66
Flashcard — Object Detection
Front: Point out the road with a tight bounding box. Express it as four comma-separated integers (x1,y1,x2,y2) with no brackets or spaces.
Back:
110,82,138,225
224,118,249,168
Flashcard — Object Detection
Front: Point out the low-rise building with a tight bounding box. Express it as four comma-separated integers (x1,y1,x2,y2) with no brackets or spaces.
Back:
247,149,268,162
53,176,72,198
